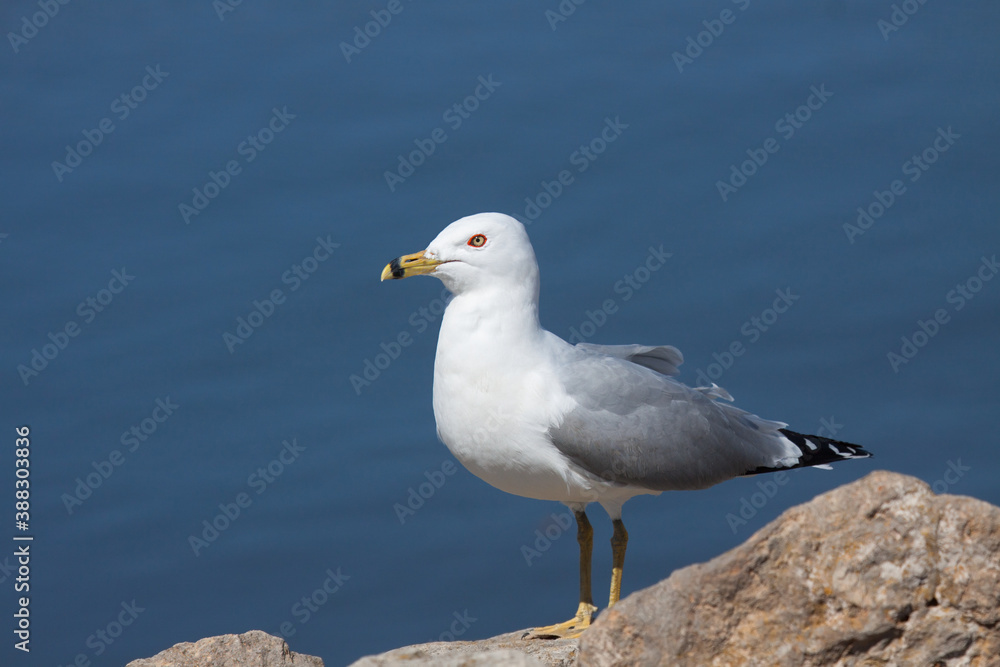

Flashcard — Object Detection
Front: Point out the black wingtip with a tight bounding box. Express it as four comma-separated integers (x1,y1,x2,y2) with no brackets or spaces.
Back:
742,429,872,477
778,427,872,462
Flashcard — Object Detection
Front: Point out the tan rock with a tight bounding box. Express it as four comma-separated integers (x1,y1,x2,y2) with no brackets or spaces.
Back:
126,630,323,667
348,630,577,667
580,470,1000,666
136,472,1000,667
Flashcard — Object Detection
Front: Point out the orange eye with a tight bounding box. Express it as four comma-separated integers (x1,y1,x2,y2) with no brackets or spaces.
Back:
468,234,487,248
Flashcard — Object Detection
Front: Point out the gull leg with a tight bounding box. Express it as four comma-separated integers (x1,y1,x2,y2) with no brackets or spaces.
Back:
608,518,628,607
526,509,598,639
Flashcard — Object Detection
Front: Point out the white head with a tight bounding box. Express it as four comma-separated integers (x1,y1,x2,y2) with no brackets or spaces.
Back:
381,213,539,297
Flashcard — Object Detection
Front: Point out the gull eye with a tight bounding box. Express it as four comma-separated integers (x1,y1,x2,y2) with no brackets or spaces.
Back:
468,234,487,248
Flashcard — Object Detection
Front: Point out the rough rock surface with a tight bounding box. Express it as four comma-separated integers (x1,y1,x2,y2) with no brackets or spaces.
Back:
126,630,324,667
581,470,1000,666
138,472,1000,667
348,630,578,667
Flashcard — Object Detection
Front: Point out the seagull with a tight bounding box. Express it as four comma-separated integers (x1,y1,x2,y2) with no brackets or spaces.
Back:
380,212,871,639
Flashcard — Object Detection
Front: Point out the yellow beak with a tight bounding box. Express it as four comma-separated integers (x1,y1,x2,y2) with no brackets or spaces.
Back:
381,250,445,281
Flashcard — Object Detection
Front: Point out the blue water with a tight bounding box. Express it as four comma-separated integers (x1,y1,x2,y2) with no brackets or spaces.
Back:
3,2,999,665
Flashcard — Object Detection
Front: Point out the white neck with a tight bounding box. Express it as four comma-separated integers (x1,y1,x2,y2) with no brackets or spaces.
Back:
437,283,543,357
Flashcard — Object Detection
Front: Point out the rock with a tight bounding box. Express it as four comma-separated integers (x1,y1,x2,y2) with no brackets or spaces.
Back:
126,630,324,667
147,472,1000,667
580,470,1000,666
348,630,578,667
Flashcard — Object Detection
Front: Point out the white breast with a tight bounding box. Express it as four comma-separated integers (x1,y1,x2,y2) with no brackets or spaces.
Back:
431,296,595,503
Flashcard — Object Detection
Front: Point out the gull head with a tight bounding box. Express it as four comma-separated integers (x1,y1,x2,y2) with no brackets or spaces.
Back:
380,213,539,296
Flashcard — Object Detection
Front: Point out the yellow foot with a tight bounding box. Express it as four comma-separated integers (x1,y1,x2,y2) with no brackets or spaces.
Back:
524,602,597,639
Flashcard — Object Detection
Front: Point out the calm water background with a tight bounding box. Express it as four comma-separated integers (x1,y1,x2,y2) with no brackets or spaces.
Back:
2,2,999,665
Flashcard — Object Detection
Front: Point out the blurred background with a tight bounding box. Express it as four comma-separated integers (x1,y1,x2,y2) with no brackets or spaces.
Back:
2,1,998,664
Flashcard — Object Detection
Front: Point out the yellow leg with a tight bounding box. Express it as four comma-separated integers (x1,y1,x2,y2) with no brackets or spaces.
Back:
527,510,598,639
576,510,595,611
608,518,628,607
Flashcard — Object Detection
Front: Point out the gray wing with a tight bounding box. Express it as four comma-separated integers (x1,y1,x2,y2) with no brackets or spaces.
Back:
573,343,683,377
547,345,799,491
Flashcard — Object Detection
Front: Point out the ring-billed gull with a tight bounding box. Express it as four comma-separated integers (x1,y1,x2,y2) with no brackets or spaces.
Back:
380,212,871,638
